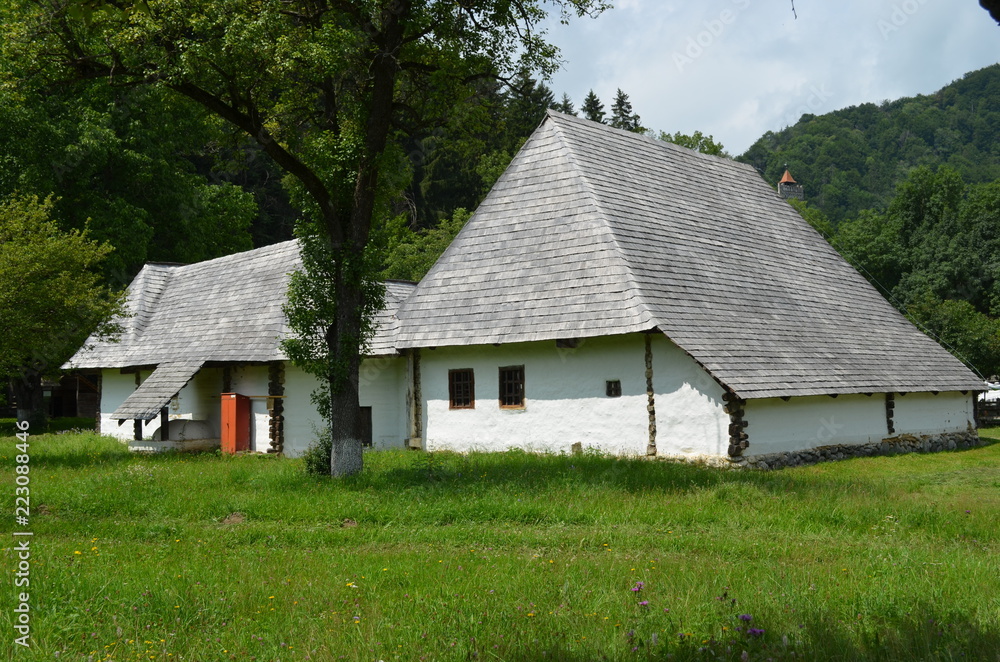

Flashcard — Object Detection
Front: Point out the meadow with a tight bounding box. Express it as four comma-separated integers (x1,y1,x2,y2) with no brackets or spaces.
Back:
1,429,999,661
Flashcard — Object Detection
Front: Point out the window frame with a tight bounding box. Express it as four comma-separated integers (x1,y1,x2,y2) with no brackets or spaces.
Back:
498,365,526,409
448,368,476,410
606,380,622,398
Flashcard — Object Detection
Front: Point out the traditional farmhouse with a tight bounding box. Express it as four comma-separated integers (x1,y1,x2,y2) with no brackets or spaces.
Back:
66,111,984,465
65,241,415,454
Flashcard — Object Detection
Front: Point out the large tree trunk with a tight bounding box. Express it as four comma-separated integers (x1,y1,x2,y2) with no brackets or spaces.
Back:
11,370,46,430
327,265,366,477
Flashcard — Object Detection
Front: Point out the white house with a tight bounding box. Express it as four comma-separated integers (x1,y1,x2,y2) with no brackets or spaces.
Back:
65,112,984,467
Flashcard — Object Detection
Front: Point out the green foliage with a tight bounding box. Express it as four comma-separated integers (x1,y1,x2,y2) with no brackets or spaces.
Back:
906,295,1000,377
552,92,576,115
581,89,606,123
301,427,334,476
0,79,256,281
656,129,728,157
738,64,1000,224
609,88,643,132
382,208,473,281
832,166,1000,376
0,416,94,436
3,431,1000,660
0,194,124,378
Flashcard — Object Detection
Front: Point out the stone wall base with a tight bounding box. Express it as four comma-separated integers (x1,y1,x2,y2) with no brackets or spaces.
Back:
661,430,983,471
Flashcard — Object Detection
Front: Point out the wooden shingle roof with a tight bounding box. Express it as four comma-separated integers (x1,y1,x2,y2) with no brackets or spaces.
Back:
65,241,415,370
396,111,982,398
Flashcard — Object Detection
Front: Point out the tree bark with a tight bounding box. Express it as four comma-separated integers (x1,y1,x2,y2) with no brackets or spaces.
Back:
327,262,365,477
11,370,46,430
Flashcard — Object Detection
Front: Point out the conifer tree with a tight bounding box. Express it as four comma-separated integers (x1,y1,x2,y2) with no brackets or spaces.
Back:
610,88,643,132
553,93,576,116
581,90,606,124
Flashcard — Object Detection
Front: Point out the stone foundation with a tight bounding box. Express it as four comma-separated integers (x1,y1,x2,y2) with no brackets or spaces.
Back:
662,429,983,471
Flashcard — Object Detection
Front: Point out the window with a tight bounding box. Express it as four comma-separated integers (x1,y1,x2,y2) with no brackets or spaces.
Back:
606,380,622,397
448,369,475,409
360,407,373,448
499,365,525,408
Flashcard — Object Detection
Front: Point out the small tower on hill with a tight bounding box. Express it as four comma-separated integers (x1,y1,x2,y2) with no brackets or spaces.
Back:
777,166,804,201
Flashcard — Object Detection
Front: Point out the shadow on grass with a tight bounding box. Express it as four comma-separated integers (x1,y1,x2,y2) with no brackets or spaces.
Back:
490,602,1000,661
358,448,865,500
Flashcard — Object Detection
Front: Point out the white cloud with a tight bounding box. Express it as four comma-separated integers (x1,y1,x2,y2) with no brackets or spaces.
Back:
543,0,1000,154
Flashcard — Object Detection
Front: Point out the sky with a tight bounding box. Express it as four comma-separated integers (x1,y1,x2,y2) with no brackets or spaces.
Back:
541,0,1000,155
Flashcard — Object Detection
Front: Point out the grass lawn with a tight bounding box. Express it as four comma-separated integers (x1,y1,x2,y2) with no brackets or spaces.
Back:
2,430,999,661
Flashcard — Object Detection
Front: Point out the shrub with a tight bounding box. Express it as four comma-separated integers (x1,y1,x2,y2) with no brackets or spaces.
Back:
302,429,332,476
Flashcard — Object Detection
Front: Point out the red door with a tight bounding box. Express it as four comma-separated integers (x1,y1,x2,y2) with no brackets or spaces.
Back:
221,393,250,454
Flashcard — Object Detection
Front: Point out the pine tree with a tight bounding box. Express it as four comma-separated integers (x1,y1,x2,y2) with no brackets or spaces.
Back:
610,88,643,132
581,90,606,124
553,93,576,116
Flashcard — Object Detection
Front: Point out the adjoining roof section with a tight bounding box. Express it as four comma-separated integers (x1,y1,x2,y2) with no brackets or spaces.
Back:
398,111,982,398
110,361,204,421
395,113,654,348
66,241,416,370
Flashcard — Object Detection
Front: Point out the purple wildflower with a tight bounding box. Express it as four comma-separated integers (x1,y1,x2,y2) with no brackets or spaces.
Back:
638,600,649,607
738,614,753,622
748,628,765,638
631,581,645,592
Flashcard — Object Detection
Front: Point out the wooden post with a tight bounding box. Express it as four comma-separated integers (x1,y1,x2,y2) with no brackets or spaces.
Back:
407,349,423,449
160,407,169,441
645,334,656,456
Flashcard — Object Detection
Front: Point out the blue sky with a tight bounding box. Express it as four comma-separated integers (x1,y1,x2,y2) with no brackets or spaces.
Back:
541,0,999,154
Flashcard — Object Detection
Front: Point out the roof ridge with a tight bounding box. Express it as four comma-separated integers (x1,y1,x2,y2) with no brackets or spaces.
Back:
545,109,753,171
546,114,657,330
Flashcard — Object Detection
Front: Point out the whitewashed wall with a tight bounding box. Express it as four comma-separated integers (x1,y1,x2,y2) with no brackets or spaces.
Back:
421,334,728,456
422,335,690,455
99,358,407,455
894,392,974,435
281,358,408,457
98,369,145,440
744,394,887,455
650,335,729,456
744,391,975,456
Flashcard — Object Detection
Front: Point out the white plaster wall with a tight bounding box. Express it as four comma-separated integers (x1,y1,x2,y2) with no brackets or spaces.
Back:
421,335,653,455
359,356,409,451
228,365,271,453
101,368,225,442
893,392,974,435
745,394,888,455
281,358,408,457
98,369,142,441
650,335,729,456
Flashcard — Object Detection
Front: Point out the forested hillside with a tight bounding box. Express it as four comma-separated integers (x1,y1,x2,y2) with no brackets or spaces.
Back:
739,64,1000,224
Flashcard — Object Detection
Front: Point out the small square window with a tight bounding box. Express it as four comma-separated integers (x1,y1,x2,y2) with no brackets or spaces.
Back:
449,369,475,409
606,380,622,397
499,365,525,409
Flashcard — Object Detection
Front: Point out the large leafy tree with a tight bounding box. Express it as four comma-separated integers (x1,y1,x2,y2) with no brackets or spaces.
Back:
0,71,257,282
2,0,609,475
0,195,125,428
833,166,1000,377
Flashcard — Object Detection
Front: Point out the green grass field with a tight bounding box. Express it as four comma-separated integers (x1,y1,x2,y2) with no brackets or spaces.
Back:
2,430,999,661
